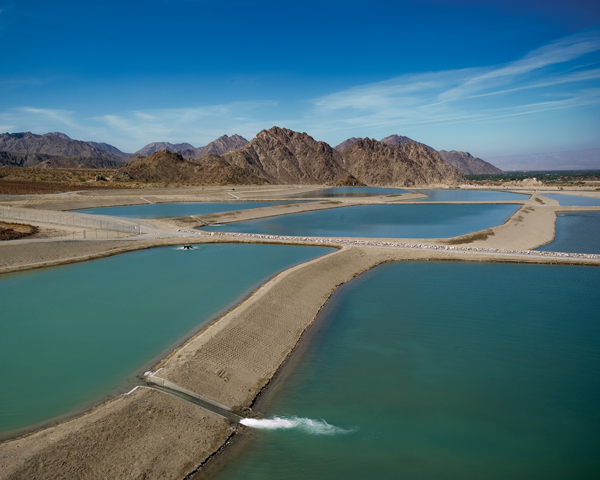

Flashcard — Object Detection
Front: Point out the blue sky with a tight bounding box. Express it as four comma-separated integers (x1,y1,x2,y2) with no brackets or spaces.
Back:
1,0,599,158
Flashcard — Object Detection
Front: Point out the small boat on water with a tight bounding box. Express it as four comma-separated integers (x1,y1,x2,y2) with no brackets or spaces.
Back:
182,244,193,250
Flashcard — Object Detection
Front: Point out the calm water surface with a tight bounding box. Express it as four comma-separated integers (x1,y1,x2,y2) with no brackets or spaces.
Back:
74,201,297,219
201,204,519,238
537,211,600,254
212,262,600,480
289,187,408,198
0,244,332,437
544,194,600,206
414,189,528,202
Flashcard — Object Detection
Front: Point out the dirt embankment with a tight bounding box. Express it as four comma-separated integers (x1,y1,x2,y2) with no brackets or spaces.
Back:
0,222,39,241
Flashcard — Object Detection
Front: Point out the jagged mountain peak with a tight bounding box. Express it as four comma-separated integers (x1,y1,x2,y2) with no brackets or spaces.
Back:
334,137,363,151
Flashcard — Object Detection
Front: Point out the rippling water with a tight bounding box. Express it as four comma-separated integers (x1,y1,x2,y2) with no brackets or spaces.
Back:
212,262,600,480
0,244,332,437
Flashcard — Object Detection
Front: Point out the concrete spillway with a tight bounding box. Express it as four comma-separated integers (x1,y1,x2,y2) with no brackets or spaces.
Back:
144,374,243,423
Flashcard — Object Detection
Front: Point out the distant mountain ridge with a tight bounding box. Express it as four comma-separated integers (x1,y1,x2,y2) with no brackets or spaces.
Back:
131,134,249,160
438,150,503,175
0,132,126,161
86,141,130,159
131,141,197,158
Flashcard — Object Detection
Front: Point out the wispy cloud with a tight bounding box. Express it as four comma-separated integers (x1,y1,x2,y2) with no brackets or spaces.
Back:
16,107,79,129
91,101,286,150
0,101,290,151
310,28,600,141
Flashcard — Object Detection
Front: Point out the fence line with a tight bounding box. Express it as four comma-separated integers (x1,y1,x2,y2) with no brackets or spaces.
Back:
0,206,141,235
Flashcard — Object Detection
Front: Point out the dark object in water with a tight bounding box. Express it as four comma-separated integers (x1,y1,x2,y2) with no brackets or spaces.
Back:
182,244,193,250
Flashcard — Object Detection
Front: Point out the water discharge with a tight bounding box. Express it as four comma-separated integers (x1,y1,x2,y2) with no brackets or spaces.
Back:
241,416,355,435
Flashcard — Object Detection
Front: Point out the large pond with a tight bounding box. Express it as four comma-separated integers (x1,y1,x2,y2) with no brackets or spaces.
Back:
0,244,332,437
537,211,600,254
213,262,600,480
543,194,600,207
201,204,519,238
413,189,528,202
73,202,298,219
288,187,408,198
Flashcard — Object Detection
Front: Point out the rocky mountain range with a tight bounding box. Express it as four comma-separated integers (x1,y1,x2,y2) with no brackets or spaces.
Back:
119,127,466,187
130,134,249,160
1,128,499,184
335,134,501,174
438,150,502,175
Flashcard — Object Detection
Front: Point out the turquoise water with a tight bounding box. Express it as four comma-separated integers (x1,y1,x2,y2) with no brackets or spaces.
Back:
414,189,528,202
212,262,600,480
537,211,600,254
201,204,519,238
543,194,600,206
0,244,332,437
289,187,408,198
74,201,297,219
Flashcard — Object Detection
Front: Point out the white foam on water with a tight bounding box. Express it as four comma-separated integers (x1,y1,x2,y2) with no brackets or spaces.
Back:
240,416,355,435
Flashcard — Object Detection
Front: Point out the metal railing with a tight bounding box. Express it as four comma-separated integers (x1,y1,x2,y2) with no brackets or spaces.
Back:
0,206,141,236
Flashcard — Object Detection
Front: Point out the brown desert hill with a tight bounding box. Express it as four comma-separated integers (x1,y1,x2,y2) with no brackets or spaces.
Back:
328,174,367,187
340,138,466,186
221,127,350,184
438,150,503,175
116,150,267,184
0,132,124,161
